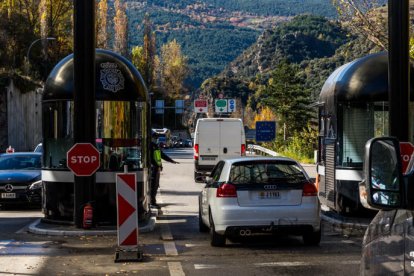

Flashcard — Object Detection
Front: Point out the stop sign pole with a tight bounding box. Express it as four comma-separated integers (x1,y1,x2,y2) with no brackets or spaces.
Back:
67,143,100,176
73,0,96,228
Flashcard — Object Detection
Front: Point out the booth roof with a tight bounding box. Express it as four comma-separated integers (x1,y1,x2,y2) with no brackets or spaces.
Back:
43,49,149,102
319,51,414,103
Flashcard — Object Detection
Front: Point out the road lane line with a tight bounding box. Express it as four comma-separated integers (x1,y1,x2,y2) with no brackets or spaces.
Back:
159,184,184,275
255,262,307,267
0,240,13,252
164,241,178,256
161,223,174,241
0,256,48,275
168,262,185,276
254,260,360,267
194,264,219,269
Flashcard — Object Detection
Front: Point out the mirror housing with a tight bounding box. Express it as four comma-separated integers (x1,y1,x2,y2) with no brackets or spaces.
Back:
205,176,213,184
360,137,404,210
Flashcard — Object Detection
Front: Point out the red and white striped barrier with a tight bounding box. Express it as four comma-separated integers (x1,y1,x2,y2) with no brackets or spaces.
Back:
116,173,138,248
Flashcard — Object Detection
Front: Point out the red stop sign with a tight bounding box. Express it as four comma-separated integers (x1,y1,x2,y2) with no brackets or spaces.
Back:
67,143,100,176
399,142,414,174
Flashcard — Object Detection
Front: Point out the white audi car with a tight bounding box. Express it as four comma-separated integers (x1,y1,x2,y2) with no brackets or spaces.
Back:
198,156,321,247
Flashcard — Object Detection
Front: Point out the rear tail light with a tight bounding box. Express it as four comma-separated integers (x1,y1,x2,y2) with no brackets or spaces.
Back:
302,182,318,197
194,144,199,160
216,183,237,197
241,144,246,156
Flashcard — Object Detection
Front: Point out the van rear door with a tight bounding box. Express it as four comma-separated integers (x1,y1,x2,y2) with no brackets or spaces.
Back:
221,120,243,157
198,120,221,166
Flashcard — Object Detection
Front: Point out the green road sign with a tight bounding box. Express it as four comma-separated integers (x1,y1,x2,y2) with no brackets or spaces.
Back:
215,99,227,113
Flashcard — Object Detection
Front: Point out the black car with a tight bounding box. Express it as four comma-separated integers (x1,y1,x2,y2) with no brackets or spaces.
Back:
0,152,42,207
360,137,414,274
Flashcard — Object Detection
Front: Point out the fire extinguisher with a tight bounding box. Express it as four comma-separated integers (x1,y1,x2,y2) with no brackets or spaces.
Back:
83,203,93,229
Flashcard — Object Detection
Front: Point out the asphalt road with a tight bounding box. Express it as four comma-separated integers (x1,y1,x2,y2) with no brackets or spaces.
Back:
0,148,365,275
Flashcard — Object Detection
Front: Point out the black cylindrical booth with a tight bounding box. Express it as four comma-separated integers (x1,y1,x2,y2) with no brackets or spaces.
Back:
41,49,151,225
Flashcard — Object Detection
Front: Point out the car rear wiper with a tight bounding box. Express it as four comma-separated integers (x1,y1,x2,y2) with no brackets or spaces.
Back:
284,172,306,182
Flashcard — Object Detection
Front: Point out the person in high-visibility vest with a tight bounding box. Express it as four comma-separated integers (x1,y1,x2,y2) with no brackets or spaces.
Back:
150,140,179,206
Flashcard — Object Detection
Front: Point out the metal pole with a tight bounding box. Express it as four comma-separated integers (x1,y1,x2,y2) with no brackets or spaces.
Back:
388,0,410,141
73,0,96,228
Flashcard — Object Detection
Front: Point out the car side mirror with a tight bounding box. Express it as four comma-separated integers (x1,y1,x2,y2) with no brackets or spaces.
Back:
205,176,213,184
359,137,404,210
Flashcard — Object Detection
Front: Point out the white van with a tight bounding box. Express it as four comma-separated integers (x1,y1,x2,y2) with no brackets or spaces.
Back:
193,118,246,181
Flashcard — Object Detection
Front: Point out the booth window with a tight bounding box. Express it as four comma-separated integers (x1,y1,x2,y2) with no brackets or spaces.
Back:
97,101,144,171
340,102,388,167
43,101,146,171
43,101,74,169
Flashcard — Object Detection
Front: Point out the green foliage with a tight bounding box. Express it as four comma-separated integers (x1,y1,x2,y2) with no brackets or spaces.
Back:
200,76,254,105
262,124,318,163
226,15,350,79
0,0,72,83
145,0,338,18
254,60,313,135
128,6,259,88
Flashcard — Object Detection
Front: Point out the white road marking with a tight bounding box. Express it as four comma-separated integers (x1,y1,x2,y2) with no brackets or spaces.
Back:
157,219,188,224
0,240,52,275
0,240,13,252
193,260,361,270
159,191,185,275
255,262,308,267
164,241,178,256
194,264,219,269
0,240,55,255
168,262,185,276
0,256,48,275
185,243,202,247
161,223,174,241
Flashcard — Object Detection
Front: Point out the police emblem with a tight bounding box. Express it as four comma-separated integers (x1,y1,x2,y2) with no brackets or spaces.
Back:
100,62,125,93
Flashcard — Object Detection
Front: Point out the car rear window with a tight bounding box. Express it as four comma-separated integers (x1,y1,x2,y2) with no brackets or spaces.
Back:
229,161,306,185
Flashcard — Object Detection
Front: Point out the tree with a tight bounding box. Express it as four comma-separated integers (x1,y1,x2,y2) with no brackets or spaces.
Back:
159,39,189,100
142,14,156,90
260,60,312,138
36,0,72,79
131,46,145,73
333,0,387,49
0,9,37,69
251,106,277,129
113,0,128,57
97,0,108,49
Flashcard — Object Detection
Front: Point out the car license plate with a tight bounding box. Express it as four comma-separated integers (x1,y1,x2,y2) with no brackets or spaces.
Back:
201,156,216,161
1,193,16,199
259,191,280,199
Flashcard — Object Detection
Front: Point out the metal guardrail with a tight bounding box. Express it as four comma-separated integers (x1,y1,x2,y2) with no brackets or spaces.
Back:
247,144,280,157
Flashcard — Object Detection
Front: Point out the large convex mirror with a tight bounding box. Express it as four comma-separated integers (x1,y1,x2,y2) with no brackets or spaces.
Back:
370,139,401,206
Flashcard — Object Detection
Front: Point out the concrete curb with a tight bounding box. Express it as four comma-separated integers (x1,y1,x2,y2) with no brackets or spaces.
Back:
321,212,370,229
28,208,158,236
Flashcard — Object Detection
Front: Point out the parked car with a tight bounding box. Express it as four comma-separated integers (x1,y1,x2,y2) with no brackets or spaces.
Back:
157,137,168,148
198,156,321,247
184,139,193,148
0,152,42,207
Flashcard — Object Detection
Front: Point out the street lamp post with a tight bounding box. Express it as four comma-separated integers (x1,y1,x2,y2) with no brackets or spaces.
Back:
26,37,56,75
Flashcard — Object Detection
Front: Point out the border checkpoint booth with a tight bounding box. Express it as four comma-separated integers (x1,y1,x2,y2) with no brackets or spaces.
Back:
41,49,151,225
316,51,414,214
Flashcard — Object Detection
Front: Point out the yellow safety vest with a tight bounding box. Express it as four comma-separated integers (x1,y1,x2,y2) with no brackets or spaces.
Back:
153,149,162,167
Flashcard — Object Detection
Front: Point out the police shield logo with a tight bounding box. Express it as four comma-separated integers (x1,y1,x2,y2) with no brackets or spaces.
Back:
100,62,125,93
